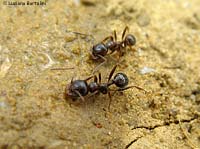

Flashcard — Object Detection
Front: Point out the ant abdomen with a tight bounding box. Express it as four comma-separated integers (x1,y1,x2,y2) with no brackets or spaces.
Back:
124,34,136,47
92,43,108,59
113,73,129,88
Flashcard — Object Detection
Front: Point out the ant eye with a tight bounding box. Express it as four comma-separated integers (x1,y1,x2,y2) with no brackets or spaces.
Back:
125,34,136,46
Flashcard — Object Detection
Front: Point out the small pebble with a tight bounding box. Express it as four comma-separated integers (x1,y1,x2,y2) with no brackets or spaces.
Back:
190,94,196,100
140,66,155,75
0,101,7,108
136,11,151,27
73,0,80,6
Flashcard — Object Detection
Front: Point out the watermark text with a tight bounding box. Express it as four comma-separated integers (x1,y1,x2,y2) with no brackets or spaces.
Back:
3,1,47,6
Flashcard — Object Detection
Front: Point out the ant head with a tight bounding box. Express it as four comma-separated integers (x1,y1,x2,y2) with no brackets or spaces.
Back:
66,80,88,98
92,43,108,58
124,34,136,46
113,73,129,88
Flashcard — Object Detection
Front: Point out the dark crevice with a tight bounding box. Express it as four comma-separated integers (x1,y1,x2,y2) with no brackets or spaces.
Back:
191,89,200,95
125,136,143,149
125,115,199,149
131,115,198,130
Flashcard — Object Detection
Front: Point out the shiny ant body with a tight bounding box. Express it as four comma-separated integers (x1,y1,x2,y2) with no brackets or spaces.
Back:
91,26,136,73
65,65,145,109
92,26,136,59
66,27,136,73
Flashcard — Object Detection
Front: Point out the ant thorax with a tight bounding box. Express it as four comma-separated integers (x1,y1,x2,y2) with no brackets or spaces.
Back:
98,83,109,94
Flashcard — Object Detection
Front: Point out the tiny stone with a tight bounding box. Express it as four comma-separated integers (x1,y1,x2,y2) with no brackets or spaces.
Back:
140,67,155,75
137,11,151,27
190,94,196,100
0,101,7,108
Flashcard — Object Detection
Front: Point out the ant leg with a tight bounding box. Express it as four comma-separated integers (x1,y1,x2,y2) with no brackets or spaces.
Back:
122,26,129,40
102,36,114,43
108,65,118,83
51,67,74,70
108,49,116,55
85,76,94,81
70,31,94,38
113,46,124,68
94,75,98,83
128,45,136,52
92,55,107,74
74,90,85,101
99,73,101,84
114,30,117,41
87,90,99,99
66,30,95,43
118,46,124,59
117,85,147,93
89,49,98,60
108,91,112,110
70,77,74,84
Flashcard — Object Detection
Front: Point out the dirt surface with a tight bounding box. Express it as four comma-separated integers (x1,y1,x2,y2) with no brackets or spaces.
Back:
0,0,200,148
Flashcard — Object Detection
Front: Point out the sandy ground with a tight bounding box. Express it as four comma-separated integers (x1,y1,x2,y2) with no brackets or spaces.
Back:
0,0,200,148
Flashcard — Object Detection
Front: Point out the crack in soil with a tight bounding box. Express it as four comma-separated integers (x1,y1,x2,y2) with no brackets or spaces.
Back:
125,136,143,149
125,115,199,149
131,115,198,130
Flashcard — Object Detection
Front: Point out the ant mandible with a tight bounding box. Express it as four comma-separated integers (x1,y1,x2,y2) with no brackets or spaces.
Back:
91,26,136,73
65,65,145,109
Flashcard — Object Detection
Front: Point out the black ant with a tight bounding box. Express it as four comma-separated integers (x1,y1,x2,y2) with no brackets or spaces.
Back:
65,27,136,73
65,65,145,109
91,26,136,73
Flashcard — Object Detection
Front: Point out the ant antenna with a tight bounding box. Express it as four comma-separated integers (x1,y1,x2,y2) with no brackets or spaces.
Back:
115,85,147,93
92,54,107,74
